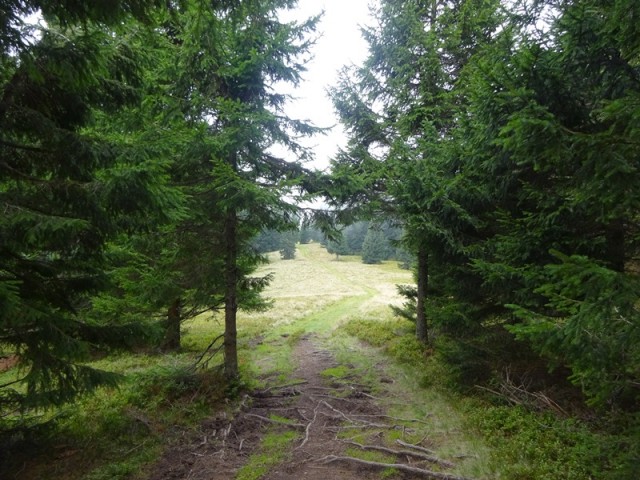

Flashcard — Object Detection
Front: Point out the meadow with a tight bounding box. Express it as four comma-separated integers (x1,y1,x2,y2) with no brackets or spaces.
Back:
2,243,610,480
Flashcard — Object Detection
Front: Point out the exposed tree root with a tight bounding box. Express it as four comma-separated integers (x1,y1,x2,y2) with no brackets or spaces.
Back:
310,393,360,403
396,439,437,455
245,413,305,428
318,455,475,480
258,380,308,394
343,441,455,468
296,402,321,450
318,400,414,430
348,413,433,425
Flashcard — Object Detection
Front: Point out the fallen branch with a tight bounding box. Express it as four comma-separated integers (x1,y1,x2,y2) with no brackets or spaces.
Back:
344,441,454,469
475,369,569,417
245,413,305,429
318,455,474,480
192,333,224,370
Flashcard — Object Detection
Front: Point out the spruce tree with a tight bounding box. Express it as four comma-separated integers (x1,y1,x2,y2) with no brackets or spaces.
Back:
463,0,640,407
279,230,299,260
361,228,388,264
0,0,173,416
329,0,502,343
165,0,320,379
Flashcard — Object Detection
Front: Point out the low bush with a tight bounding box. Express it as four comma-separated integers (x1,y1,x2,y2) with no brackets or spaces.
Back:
343,318,422,365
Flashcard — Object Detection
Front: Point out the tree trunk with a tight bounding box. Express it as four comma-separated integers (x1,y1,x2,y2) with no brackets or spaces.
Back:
416,246,428,344
605,219,625,272
162,297,181,351
224,208,239,380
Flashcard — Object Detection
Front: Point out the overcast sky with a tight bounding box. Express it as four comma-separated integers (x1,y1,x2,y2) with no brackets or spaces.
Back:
277,0,376,171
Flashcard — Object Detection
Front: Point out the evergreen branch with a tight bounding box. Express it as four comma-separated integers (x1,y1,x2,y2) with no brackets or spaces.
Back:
180,305,221,321
0,376,27,390
0,161,51,184
0,139,53,154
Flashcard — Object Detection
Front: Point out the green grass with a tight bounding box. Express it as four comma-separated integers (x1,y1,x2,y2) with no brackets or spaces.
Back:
344,446,398,478
235,430,299,480
337,313,628,480
320,365,353,379
6,242,619,480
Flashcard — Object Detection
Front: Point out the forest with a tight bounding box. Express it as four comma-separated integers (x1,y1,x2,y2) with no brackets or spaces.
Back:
1,0,639,479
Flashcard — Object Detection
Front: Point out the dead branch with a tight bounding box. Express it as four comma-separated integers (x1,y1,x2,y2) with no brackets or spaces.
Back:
344,441,454,469
245,413,305,429
192,333,224,370
318,455,474,480
476,369,568,417
396,439,436,455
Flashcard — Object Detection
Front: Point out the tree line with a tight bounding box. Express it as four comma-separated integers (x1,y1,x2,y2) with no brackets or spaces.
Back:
0,0,325,427
1,0,639,473
328,0,639,452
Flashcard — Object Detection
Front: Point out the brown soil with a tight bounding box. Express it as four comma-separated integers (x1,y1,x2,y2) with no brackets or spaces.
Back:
0,355,19,372
146,336,452,480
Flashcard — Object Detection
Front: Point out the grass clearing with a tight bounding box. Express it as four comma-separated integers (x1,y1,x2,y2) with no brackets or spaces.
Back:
4,241,605,479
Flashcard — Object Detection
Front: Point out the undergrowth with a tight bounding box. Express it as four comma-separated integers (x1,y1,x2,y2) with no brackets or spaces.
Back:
342,318,423,365
0,354,234,480
341,316,637,480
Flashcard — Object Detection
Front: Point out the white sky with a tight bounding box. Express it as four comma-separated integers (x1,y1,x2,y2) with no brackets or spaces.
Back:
276,0,376,171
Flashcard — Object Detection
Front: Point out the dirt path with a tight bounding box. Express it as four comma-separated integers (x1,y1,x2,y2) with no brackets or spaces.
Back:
258,335,381,480
146,246,478,479
147,335,470,480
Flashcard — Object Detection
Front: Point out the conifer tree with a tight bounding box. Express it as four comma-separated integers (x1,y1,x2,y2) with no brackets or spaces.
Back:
165,0,320,378
462,0,640,407
361,228,388,264
330,0,502,343
0,0,174,416
279,230,299,260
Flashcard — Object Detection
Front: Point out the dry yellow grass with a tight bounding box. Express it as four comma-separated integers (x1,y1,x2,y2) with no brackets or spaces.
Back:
239,243,413,329
182,242,413,367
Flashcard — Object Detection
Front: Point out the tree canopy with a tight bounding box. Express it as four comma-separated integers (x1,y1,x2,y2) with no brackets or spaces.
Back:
2,4,639,470
330,0,640,412
0,0,321,418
